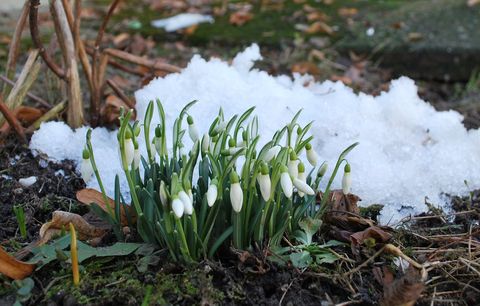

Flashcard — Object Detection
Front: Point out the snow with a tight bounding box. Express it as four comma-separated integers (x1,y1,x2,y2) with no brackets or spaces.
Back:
18,176,37,187
151,13,214,32
30,44,480,224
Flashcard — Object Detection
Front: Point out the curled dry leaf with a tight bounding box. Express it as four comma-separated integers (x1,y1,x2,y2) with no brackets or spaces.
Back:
350,226,392,248
229,11,253,26
305,21,334,35
380,265,426,306
39,211,106,245
291,61,320,75
76,188,134,226
0,246,35,280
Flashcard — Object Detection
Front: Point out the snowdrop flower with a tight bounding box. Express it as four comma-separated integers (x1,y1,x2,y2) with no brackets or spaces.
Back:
133,143,140,170
154,125,162,156
123,130,135,166
296,162,307,197
317,162,328,178
342,163,351,195
179,190,193,215
230,171,243,213
293,178,315,196
257,163,271,201
187,188,194,204
305,143,318,167
201,133,210,153
238,130,248,148
159,180,168,207
80,149,93,182
263,145,281,163
171,196,184,218
287,150,299,179
206,179,218,207
280,165,293,198
187,115,199,142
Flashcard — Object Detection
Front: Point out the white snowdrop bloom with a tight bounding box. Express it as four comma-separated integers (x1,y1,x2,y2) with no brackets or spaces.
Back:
257,163,271,201
201,133,210,153
288,159,299,179
293,178,315,196
263,145,280,162
133,147,141,170
159,180,168,207
179,190,193,215
317,162,328,178
280,166,293,198
305,143,318,167
80,149,94,182
187,116,199,142
230,171,243,213
171,196,184,218
297,170,307,197
187,189,194,204
342,164,351,195
206,181,218,207
154,137,162,156
124,138,135,166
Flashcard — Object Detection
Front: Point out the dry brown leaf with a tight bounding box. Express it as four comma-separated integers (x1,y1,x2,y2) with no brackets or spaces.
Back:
39,211,106,245
101,94,128,124
338,7,358,17
291,61,320,75
305,21,334,35
0,246,35,280
229,11,253,26
76,188,134,226
380,266,426,306
15,106,44,125
306,11,329,22
330,75,352,85
350,226,392,247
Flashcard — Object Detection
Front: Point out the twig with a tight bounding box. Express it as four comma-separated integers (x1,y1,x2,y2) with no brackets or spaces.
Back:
104,48,181,73
0,96,27,143
343,245,386,277
0,75,51,108
91,0,121,126
2,1,30,97
29,0,66,80
106,79,135,109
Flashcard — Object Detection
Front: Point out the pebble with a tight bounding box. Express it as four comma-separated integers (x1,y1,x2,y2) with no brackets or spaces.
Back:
18,176,37,187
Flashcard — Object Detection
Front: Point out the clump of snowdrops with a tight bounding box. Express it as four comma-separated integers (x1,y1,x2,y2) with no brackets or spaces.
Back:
82,100,357,262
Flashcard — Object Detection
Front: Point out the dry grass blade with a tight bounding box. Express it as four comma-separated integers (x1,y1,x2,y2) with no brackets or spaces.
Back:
2,0,30,98
0,246,35,280
0,96,27,143
104,48,181,73
106,79,135,109
0,75,51,108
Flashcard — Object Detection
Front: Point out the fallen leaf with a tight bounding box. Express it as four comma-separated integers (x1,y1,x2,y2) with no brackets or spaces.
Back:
306,11,329,22
15,106,44,125
229,11,253,26
330,75,352,85
380,266,426,306
39,211,106,245
76,188,134,226
291,61,320,75
0,246,35,280
305,21,334,35
350,226,392,248
338,7,358,17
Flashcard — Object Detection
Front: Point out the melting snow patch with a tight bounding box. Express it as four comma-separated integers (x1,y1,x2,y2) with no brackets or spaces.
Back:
30,44,480,224
151,13,214,32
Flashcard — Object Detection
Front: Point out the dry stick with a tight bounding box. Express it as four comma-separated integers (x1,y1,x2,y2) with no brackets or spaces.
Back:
0,75,51,108
0,97,27,143
90,0,121,127
61,0,93,91
26,101,66,133
29,0,66,80
84,46,145,76
50,0,83,128
106,79,135,109
2,1,30,98
104,48,181,73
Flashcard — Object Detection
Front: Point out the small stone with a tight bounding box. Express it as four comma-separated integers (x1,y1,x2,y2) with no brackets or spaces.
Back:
18,176,37,187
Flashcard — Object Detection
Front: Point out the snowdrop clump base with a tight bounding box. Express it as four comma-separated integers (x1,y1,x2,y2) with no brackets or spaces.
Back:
81,100,355,262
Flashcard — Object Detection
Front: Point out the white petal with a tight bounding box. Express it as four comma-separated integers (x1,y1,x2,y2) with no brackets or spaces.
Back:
230,183,243,212
159,181,168,207
125,138,135,166
342,172,351,195
306,148,318,166
293,178,315,196
179,190,193,215
133,148,141,170
257,174,271,201
263,146,280,162
288,159,299,179
188,123,199,142
172,198,184,218
280,172,293,198
206,184,217,207
80,158,93,182
201,133,210,153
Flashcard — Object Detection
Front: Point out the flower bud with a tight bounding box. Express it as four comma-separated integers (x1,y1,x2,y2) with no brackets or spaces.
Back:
317,162,328,178
179,190,193,215
263,145,280,162
305,143,318,166
297,162,306,197
133,143,140,170
124,137,135,167
342,163,351,195
288,150,299,179
80,149,93,182
187,116,199,142
206,180,218,207
293,177,315,196
280,165,293,199
171,196,184,218
159,180,168,207
257,163,271,201
230,171,243,213
201,133,210,153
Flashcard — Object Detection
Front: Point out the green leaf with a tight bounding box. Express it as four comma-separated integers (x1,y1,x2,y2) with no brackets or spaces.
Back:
315,252,338,264
297,217,322,245
289,251,312,268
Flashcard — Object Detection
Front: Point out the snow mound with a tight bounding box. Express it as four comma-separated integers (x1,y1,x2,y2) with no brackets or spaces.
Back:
30,44,480,224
